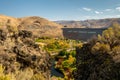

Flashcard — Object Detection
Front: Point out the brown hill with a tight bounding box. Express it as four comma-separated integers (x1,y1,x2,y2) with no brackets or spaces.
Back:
18,16,63,38
0,15,63,38
56,18,120,28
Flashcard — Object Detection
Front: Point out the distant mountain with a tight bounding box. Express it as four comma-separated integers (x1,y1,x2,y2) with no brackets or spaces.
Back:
0,15,63,38
55,18,120,28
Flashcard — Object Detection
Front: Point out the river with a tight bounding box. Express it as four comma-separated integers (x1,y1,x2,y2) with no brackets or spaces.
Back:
50,59,64,78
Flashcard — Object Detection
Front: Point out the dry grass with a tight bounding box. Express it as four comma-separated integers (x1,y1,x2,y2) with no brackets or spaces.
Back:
0,14,63,38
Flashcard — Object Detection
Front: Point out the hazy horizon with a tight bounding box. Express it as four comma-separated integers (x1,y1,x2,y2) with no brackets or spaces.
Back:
0,0,120,21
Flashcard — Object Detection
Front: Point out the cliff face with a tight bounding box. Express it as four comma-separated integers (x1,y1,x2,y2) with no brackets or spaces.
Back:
0,27,51,79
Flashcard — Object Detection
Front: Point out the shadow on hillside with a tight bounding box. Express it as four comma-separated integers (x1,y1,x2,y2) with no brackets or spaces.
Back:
62,28,106,41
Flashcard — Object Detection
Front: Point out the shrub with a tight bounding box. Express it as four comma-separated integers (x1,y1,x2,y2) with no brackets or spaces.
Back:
0,64,11,80
92,42,110,53
15,68,33,80
74,23,120,80
30,73,45,80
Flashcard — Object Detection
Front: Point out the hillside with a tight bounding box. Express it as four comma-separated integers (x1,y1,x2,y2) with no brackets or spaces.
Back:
18,16,63,38
0,15,52,79
0,15,19,32
56,18,120,28
0,15,63,38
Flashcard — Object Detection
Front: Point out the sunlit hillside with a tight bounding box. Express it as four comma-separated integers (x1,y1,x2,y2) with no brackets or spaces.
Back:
0,15,63,38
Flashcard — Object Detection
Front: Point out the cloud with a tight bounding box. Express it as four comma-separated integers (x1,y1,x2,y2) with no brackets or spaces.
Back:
95,11,103,14
105,9,112,11
82,7,92,11
116,7,120,11
116,15,120,17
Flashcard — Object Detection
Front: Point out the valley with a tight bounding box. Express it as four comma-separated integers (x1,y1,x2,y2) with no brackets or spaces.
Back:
0,15,120,80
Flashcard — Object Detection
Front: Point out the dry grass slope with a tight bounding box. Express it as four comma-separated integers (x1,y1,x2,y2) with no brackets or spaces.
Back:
0,15,63,38
18,16,63,38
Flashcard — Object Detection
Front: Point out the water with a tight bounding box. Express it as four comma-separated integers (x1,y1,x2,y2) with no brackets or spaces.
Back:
51,59,64,78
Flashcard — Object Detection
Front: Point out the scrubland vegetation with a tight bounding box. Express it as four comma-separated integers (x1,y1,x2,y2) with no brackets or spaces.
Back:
1,15,120,80
74,23,120,80
0,64,46,80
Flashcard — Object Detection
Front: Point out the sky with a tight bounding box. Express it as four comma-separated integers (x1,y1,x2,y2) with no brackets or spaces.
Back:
0,0,120,21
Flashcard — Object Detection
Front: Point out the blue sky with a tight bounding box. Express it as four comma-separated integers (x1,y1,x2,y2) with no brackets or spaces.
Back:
0,0,120,20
